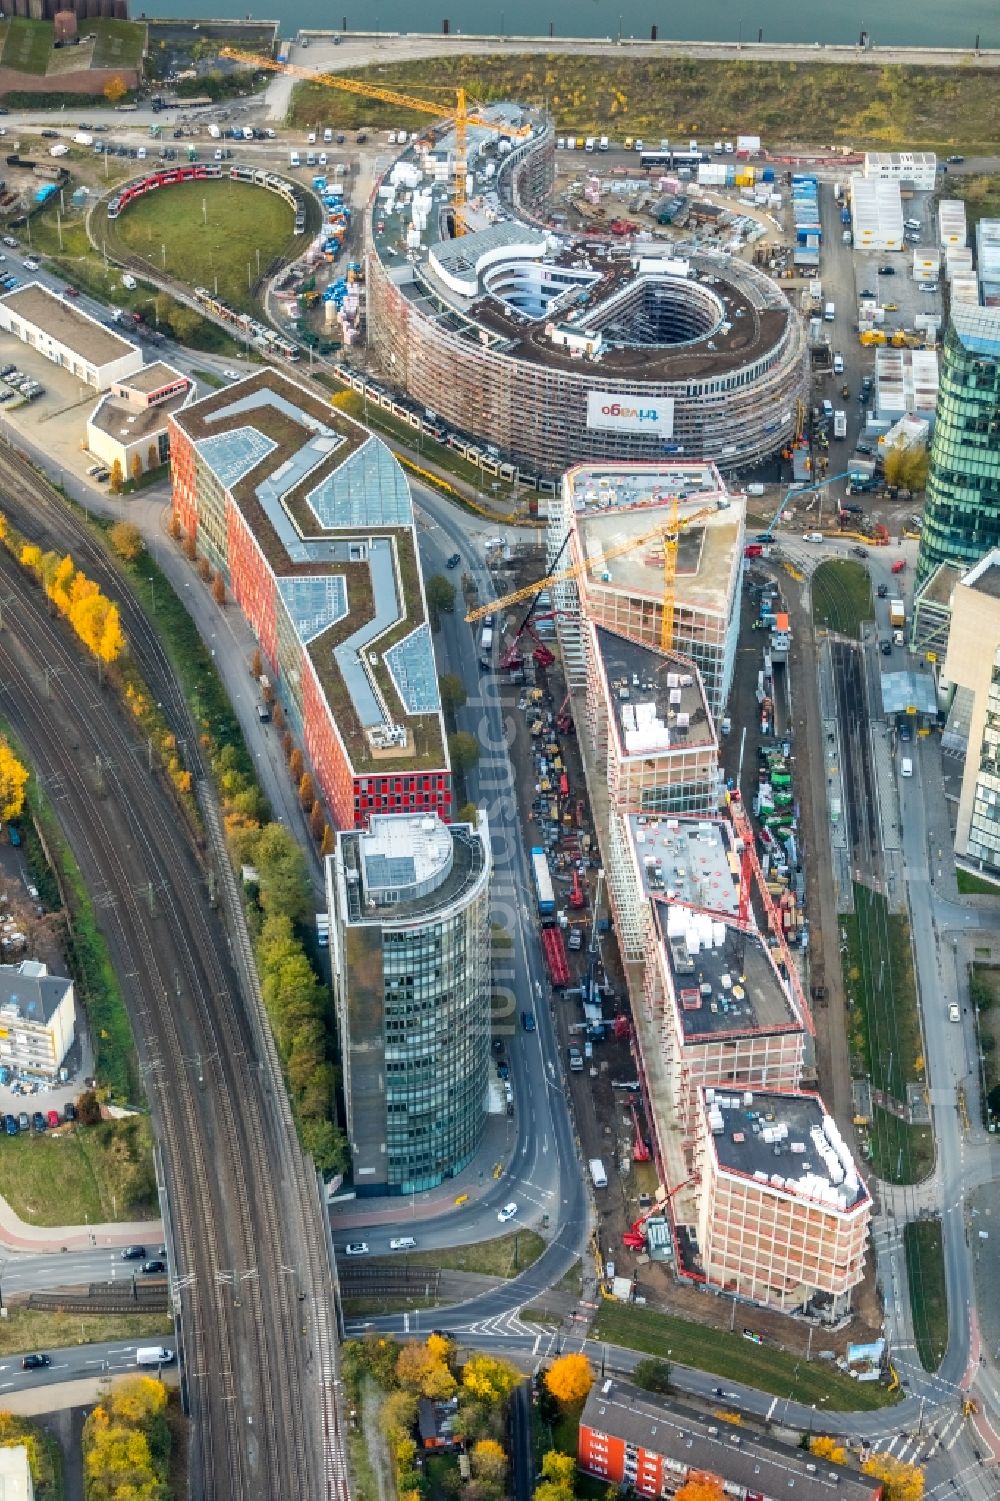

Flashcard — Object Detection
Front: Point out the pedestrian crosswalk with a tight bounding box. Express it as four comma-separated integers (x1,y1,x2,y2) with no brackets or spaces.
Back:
865,1409,966,1465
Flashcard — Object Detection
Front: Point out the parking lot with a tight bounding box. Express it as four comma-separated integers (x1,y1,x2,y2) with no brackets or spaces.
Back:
0,329,117,487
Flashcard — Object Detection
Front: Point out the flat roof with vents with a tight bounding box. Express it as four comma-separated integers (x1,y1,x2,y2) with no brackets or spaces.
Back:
703,1089,868,1212
655,903,800,1038
595,627,714,755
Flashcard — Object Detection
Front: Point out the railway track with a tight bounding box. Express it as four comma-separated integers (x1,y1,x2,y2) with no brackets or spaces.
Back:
0,447,344,1500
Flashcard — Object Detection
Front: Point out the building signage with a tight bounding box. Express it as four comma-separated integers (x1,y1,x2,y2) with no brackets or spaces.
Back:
586,391,674,437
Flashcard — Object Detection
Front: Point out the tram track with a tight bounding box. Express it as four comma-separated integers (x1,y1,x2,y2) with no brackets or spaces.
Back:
0,451,343,1498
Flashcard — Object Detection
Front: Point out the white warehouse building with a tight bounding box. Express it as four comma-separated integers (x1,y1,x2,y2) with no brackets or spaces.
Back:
863,151,938,192
0,281,142,391
850,175,904,252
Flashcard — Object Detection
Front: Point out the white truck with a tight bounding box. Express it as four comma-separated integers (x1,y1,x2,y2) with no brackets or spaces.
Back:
73,131,94,146
208,123,221,139
136,1346,175,1368
833,410,847,439
824,301,836,322
589,1158,608,1189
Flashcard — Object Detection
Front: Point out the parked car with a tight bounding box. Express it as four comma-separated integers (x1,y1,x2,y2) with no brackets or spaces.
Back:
63,1101,77,1121
46,1110,60,1129
878,265,895,275
32,1112,46,1132
17,1112,28,1132
4,1114,17,1136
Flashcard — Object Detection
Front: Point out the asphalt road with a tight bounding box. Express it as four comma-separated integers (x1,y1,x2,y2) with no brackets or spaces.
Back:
0,1339,178,1398
332,485,589,1294
0,452,341,1499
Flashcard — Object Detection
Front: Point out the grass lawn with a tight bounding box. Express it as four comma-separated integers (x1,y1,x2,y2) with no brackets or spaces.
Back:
371,1229,546,1279
191,368,226,390
957,866,1000,896
904,1218,948,1371
0,1120,157,1227
842,882,933,1184
592,1303,897,1411
1,17,53,75
0,1412,62,1499
110,179,305,314
288,55,1000,153
952,175,1000,238
811,560,873,639
972,964,1000,1124
0,1308,172,1358
90,18,146,71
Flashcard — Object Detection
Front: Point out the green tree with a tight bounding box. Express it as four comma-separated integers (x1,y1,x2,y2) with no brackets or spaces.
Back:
253,823,311,923
426,573,456,626
448,731,480,775
439,672,467,715
632,1357,672,1393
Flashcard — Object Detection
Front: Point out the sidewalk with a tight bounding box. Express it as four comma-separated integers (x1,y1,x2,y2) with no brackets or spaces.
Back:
330,1114,518,1229
0,1191,161,1253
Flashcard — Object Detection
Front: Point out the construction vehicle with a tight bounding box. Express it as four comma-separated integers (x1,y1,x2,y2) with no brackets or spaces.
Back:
569,869,586,909
756,471,854,543
221,48,531,236
623,1174,696,1249
629,1101,651,1162
467,502,718,653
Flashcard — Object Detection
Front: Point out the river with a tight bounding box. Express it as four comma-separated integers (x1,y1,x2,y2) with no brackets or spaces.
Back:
142,1,999,51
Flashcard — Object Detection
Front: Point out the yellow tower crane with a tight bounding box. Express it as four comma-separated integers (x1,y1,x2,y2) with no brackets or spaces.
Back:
465,504,716,653
220,48,532,236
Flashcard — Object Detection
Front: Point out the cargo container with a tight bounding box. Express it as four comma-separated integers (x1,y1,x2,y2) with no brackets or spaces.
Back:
531,847,556,918
890,599,905,629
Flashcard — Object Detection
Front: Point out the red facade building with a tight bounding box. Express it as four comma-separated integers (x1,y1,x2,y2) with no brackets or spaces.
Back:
169,368,451,829
579,1381,882,1501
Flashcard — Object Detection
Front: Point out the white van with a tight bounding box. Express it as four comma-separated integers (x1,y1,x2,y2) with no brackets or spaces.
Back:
136,1346,175,1368
833,353,844,374
824,301,835,322
900,757,913,778
323,127,333,143
289,150,300,167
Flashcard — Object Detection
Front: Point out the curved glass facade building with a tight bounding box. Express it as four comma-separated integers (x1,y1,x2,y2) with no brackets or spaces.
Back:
327,812,492,1196
917,306,1000,585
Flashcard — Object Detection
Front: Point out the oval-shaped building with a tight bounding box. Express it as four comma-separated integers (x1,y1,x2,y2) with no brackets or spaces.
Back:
366,111,809,478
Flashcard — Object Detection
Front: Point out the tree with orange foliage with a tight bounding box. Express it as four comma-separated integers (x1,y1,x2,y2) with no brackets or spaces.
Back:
320,823,335,857
251,648,263,679
289,748,304,780
168,514,182,542
675,1480,725,1501
272,702,285,731
861,1454,924,1501
212,572,226,606
309,800,325,841
197,556,212,583
281,731,293,761
544,1352,593,1405
182,535,197,562
299,771,315,810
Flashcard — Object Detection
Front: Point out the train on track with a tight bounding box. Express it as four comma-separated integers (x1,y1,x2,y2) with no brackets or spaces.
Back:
107,163,307,235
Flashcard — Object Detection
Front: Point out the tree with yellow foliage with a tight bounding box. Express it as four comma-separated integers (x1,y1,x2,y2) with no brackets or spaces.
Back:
82,1372,170,1500
810,1435,847,1465
47,554,76,616
19,544,42,575
396,1338,456,1400
461,1353,522,1405
103,75,128,103
110,522,144,563
534,1449,576,1501
544,1352,594,1406
861,1453,925,1501
675,1480,725,1501
471,1438,507,1486
109,458,124,495
0,738,29,821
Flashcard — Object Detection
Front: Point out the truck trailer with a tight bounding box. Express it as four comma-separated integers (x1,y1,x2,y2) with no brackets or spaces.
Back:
890,599,905,629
